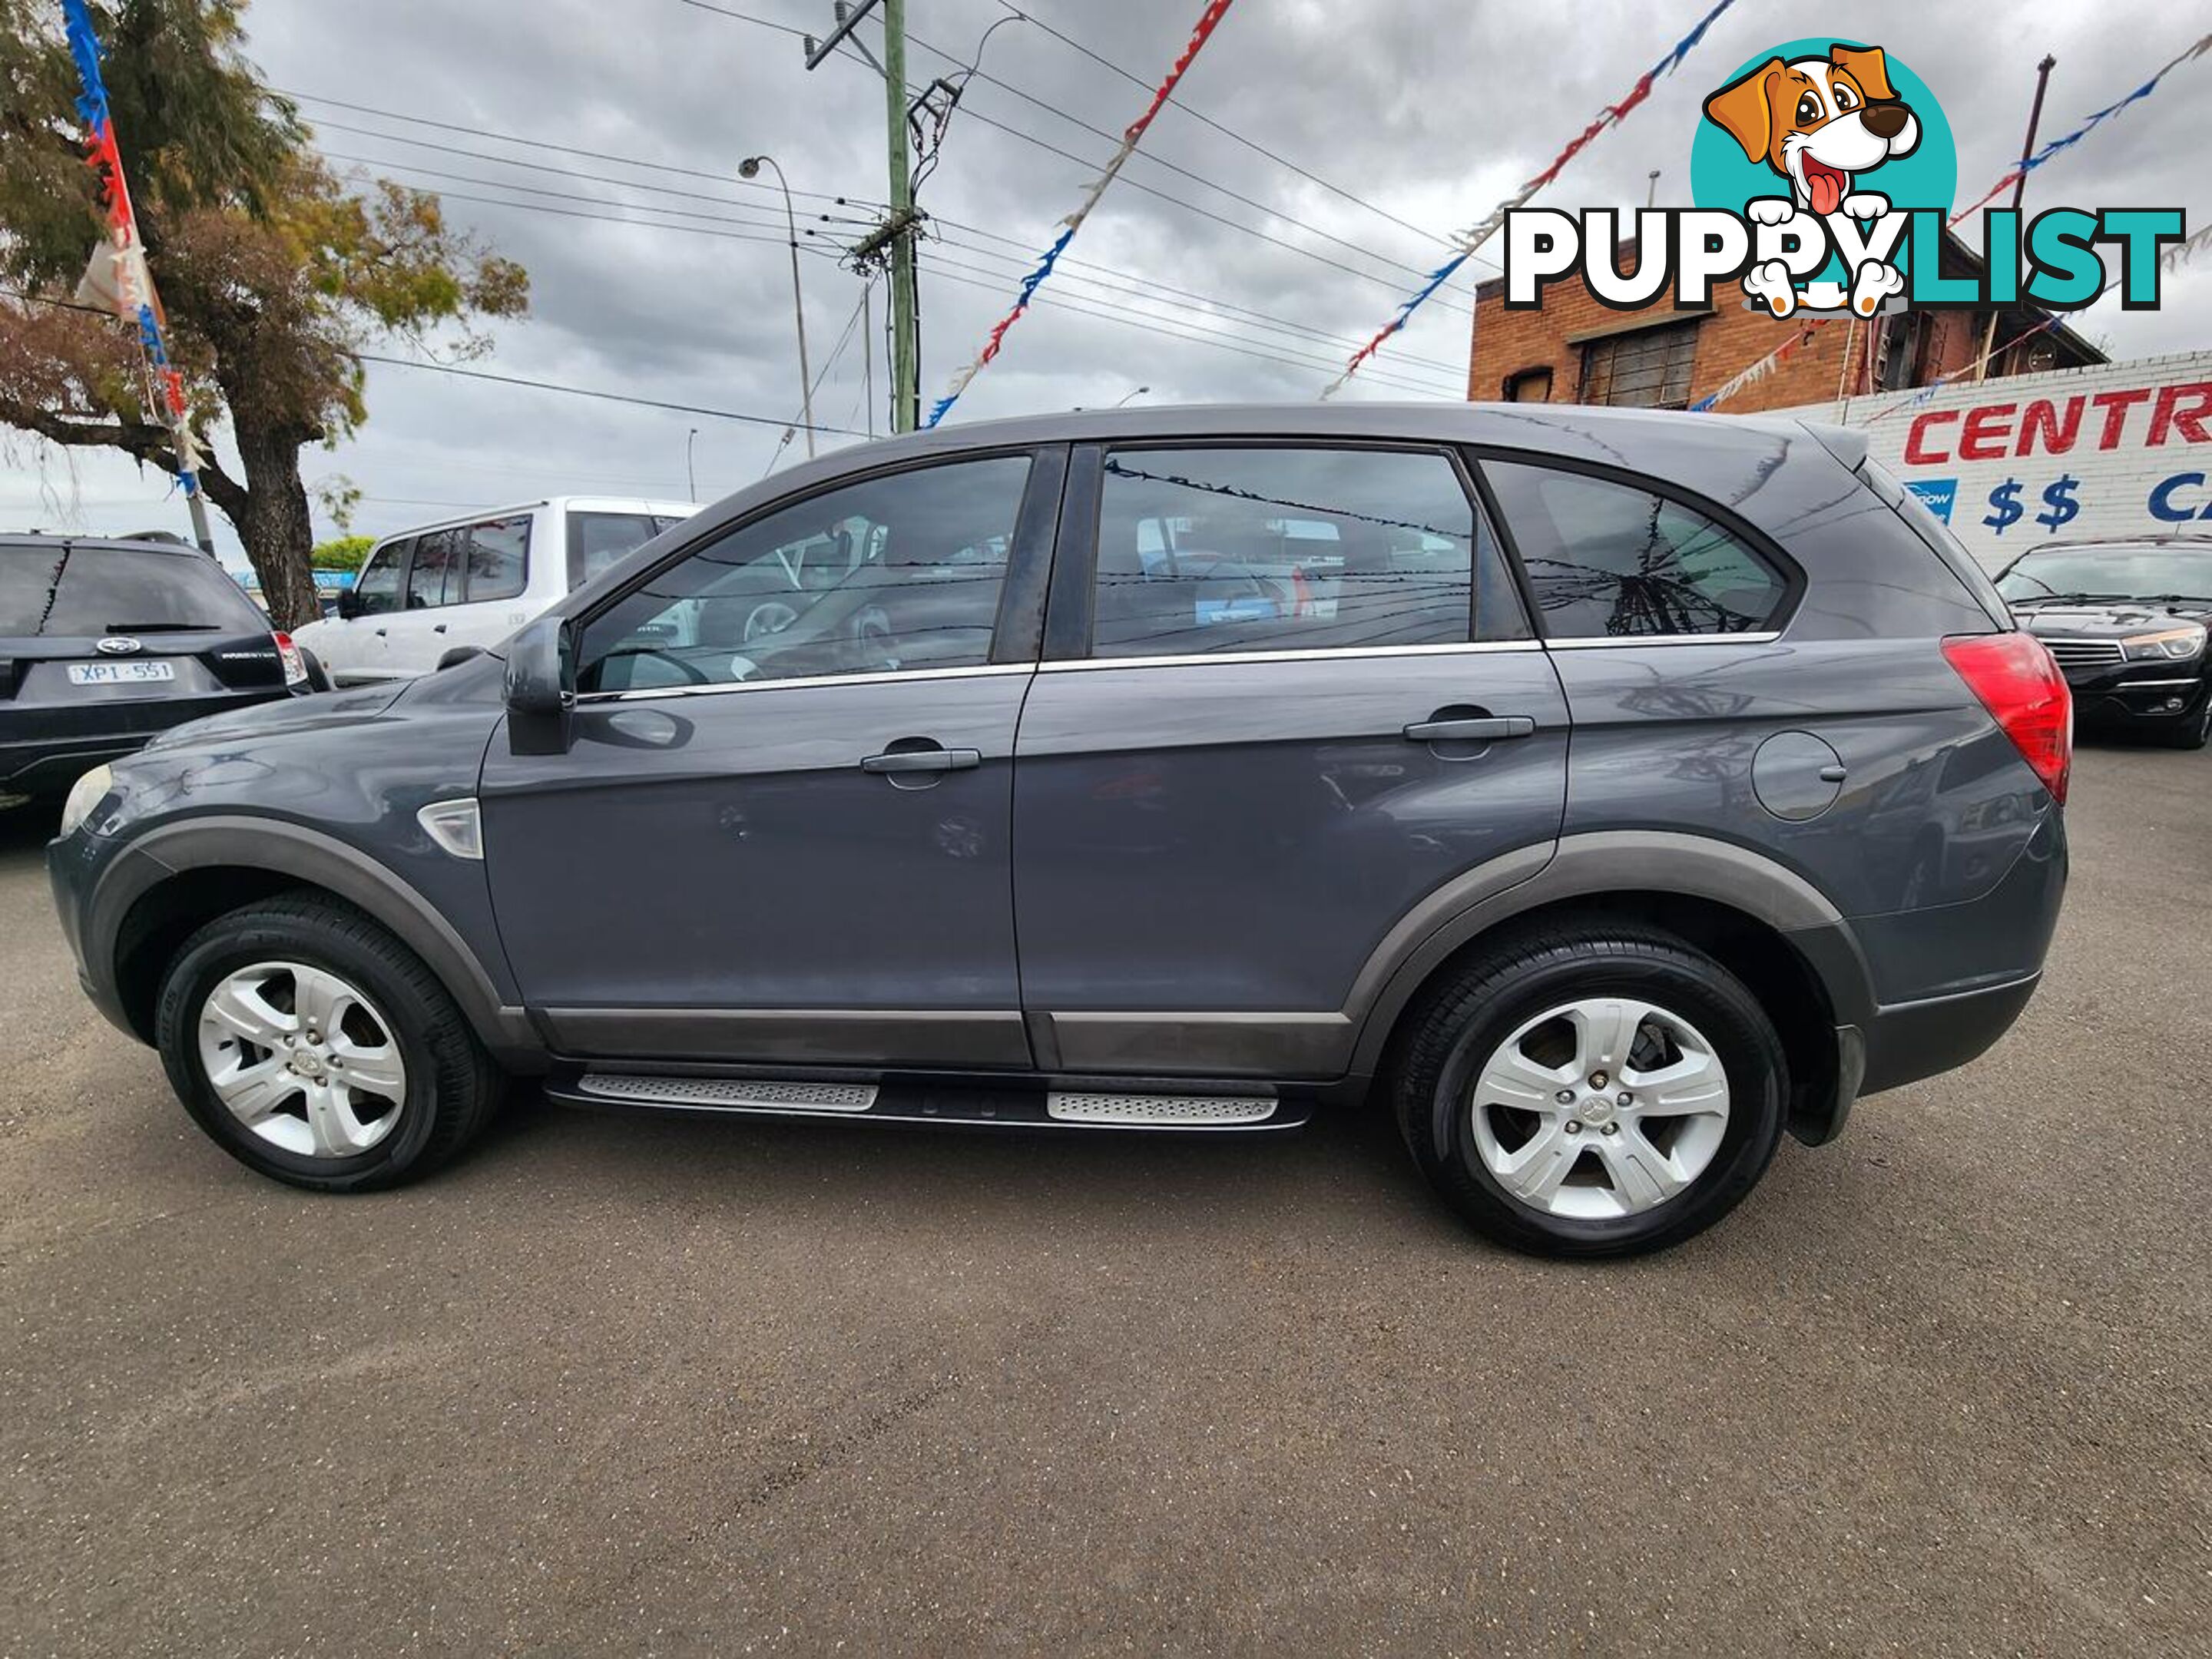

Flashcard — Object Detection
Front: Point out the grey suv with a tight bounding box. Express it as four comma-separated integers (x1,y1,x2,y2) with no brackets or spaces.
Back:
46,406,2071,1257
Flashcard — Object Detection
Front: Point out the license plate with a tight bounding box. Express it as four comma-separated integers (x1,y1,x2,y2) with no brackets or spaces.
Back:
67,661,175,686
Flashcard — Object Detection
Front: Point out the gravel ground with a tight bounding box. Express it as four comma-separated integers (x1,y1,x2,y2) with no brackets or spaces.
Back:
1,740,2206,1657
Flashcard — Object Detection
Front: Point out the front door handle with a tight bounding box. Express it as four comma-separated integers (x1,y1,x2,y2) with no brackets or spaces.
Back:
861,746,982,775
1402,715,1536,743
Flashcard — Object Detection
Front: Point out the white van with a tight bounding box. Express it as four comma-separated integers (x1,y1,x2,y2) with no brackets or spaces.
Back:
295,496,697,686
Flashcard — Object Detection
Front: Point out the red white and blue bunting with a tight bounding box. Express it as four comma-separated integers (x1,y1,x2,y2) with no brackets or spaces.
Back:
925,0,1237,428
61,0,203,498
1321,0,1743,400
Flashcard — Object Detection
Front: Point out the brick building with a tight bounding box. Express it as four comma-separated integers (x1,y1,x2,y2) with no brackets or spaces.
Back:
1465,228,2104,414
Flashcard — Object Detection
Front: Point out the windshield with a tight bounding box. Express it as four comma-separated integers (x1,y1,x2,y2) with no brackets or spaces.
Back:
0,543,266,637
1996,546,2212,604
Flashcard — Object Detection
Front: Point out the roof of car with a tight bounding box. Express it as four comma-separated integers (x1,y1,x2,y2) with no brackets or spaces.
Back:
0,533,217,558
2023,532,2212,551
366,496,700,547
839,400,1820,453
742,402,1854,506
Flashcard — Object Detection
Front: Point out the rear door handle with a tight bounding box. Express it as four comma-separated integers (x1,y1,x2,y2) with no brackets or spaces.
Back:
1402,716,1536,743
861,747,982,774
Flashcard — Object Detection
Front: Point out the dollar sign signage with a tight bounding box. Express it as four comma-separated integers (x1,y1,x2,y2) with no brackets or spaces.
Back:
2035,475,2081,532
1983,478,2024,535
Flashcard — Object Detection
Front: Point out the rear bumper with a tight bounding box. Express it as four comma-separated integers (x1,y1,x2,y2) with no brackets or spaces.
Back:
1856,972,2043,1096
1,690,291,795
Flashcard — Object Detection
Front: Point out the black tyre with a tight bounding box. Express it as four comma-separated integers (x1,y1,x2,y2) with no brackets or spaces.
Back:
298,646,334,692
155,892,504,1191
1393,921,1788,1258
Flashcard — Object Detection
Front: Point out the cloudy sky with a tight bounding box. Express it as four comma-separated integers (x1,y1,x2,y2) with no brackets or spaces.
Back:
8,0,2207,563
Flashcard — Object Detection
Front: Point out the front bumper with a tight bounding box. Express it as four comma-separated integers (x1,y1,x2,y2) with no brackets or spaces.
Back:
2058,663,2209,728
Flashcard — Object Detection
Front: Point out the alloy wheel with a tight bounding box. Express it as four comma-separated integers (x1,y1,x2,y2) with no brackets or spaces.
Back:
195,960,408,1158
1469,996,1731,1220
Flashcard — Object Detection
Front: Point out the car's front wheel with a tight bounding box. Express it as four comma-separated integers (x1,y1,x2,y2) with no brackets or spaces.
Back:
1394,921,1787,1257
155,893,504,1191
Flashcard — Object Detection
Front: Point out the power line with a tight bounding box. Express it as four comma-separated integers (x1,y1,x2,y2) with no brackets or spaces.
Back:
915,260,1452,397
995,0,1462,257
378,179,1458,396
898,25,1454,284
658,0,1475,317
286,94,883,208
297,97,1475,370
312,138,1470,382
354,354,873,436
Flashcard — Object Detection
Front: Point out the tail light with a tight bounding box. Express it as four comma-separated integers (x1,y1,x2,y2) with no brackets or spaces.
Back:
272,631,308,686
1942,632,2072,804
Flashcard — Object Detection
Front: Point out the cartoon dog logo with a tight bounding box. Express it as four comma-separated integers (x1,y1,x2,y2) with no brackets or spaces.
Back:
1704,45,1922,318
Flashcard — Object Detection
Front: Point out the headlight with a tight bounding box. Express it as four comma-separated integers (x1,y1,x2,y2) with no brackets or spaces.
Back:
2122,624,2207,661
58,763,119,839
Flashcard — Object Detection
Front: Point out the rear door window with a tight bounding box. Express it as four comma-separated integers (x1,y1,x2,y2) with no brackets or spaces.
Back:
406,530,464,610
1480,462,1790,638
0,542,265,635
568,512,671,588
464,515,529,602
1088,446,1527,659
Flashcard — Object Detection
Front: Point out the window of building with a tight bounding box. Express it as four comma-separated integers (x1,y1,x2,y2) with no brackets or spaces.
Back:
578,457,1028,694
1578,323,1698,409
1503,366,1554,403
1876,312,1925,391
1482,462,1790,638
1090,447,1527,660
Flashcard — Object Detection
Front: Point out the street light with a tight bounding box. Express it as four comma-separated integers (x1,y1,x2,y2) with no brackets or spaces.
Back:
1114,384,1151,408
685,426,700,501
740,154,816,459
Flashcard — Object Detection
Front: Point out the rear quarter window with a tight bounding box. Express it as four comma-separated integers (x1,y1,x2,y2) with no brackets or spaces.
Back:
0,543,264,636
1479,462,1792,638
1859,459,2012,627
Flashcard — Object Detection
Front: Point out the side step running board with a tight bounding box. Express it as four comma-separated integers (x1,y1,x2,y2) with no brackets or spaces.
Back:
555,1072,1306,1133
576,1075,879,1113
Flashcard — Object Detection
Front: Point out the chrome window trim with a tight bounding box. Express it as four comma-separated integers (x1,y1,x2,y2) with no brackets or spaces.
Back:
575,660,1034,704
1544,631,1783,649
1039,639,1542,674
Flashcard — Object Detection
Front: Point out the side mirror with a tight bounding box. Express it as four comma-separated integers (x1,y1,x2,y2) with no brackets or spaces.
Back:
336,588,363,620
504,615,575,756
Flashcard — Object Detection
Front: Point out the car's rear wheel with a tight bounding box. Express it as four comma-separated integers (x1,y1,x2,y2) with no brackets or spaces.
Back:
1393,922,1787,1257
155,893,503,1191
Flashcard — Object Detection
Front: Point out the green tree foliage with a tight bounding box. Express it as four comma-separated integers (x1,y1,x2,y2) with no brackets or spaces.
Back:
309,533,373,571
0,0,527,624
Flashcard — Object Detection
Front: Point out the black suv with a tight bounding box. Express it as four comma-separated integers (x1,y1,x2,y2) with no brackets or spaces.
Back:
1,535,310,801
1996,535,2212,749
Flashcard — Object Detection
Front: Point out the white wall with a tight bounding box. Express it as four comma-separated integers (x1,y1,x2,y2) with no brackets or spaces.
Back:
1765,349,2212,570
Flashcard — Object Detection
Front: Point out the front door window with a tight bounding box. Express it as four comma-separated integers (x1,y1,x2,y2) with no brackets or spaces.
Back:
578,457,1031,694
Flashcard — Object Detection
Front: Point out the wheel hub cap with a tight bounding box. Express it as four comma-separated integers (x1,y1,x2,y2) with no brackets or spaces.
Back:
196,961,407,1159
1468,995,1731,1221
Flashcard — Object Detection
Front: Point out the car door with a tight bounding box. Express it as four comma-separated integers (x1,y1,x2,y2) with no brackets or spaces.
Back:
1012,442,1570,1078
478,449,1064,1068
377,525,465,674
316,536,410,684
439,512,536,655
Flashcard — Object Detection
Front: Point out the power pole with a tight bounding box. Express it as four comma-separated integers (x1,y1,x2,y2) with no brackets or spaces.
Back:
804,0,921,433
1979,54,2057,382
883,0,919,432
